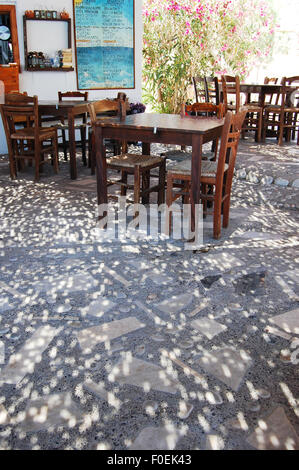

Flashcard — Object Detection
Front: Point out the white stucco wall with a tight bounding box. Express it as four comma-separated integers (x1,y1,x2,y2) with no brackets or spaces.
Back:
0,0,143,153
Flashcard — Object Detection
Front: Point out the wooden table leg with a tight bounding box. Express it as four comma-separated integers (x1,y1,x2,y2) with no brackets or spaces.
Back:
68,110,77,180
94,126,108,209
190,134,203,234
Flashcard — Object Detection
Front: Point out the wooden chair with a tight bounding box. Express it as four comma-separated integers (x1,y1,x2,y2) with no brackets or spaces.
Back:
55,91,89,165
204,77,220,105
88,93,130,172
262,77,299,145
1,93,59,181
221,75,263,142
284,76,299,141
192,77,208,103
88,99,166,205
162,102,225,163
264,77,279,105
166,109,247,239
221,75,241,113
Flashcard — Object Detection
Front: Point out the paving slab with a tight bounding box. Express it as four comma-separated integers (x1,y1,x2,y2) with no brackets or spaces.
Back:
110,356,180,394
196,348,252,391
247,407,299,450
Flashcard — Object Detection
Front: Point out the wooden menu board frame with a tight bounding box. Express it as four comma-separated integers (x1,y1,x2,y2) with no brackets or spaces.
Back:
73,0,135,90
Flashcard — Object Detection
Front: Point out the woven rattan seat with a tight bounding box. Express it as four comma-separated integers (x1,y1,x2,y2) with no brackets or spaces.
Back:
167,159,228,177
107,153,163,169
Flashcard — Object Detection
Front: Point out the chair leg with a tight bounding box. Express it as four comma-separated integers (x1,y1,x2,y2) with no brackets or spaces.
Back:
120,171,127,196
35,142,40,182
133,165,141,204
53,134,59,174
257,111,262,143
166,172,174,236
61,129,67,161
278,121,284,146
213,188,222,239
142,170,150,204
158,159,166,205
88,131,92,168
80,127,87,166
91,132,96,175
222,193,231,228
8,142,17,180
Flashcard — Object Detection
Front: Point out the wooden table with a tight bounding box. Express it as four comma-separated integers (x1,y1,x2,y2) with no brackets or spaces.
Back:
38,100,90,180
93,113,224,230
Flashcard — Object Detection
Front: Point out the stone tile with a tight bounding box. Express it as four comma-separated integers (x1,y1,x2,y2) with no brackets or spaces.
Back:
19,393,83,432
0,341,4,364
196,348,252,391
201,253,243,272
83,381,121,410
0,405,9,425
191,317,227,340
128,259,152,271
178,402,194,419
0,325,59,385
102,266,131,288
284,269,299,284
269,308,299,335
237,231,281,240
77,317,145,352
110,356,180,394
81,298,116,318
0,296,13,313
135,301,165,325
35,273,98,294
157,293,193,315
0,281,24,298
275,276,298,301
234,271,266,296
247,407,299,450
187,299,209,317
130,426,182,450
205,434,225,450
148,273,172,285
201,275,221,289
265,326,292,341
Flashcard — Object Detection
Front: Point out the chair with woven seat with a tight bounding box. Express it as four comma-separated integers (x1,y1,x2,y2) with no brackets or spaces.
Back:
262,77,299,145
88,100,166,205
88,93,130,174
161,102,225,163
55,91,89,165
166,109,247,239
192,76,208,103
1,93,59,181
204,77,220,105
221,74,263,142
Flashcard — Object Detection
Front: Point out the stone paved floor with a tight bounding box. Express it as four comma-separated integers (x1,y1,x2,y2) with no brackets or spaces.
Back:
0,136,298,450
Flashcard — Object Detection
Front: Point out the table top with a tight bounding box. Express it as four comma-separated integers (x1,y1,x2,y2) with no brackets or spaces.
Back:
93,113,224,134
38,100,90,108
240,83,297,92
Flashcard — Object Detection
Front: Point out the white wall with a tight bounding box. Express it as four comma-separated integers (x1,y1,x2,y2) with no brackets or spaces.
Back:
0,0,143,153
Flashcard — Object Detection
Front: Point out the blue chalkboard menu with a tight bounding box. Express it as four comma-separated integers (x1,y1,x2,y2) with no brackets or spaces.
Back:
73,0,135,90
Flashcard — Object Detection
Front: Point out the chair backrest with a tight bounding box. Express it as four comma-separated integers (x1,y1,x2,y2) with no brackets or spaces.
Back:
58,91,89,101
192,76,208,103
216,108,247,184
221,75,241,113
278,77,299,109
264,77,278,85
182,102,225,118
205,77,220,105
1,94,39,145
264,77,279,104
88,98,127,124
